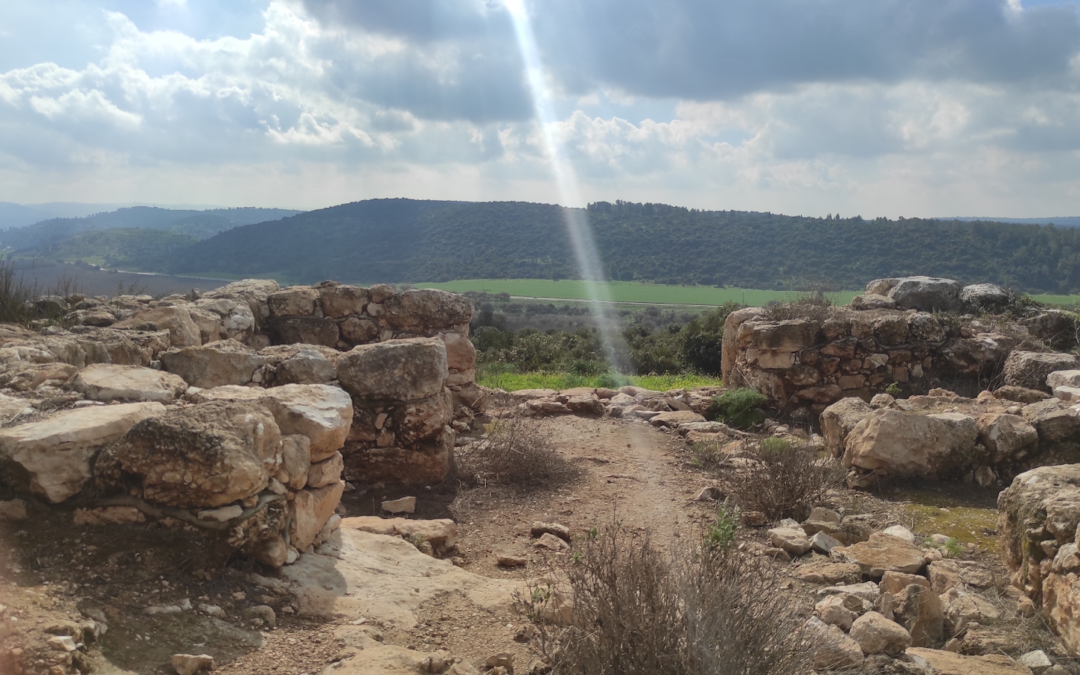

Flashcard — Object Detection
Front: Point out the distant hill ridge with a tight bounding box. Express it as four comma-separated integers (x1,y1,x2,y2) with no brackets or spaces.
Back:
136,198,1080,294
0,206,303,250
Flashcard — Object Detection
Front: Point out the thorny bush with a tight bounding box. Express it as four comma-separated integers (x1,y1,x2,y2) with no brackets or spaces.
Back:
456,417,581,489
722,438,845,522
532,523,813,675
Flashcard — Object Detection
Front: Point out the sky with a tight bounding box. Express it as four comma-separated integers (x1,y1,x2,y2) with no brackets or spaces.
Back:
2,0,1080,217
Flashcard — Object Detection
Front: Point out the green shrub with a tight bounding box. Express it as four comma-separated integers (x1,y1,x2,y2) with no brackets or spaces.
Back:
706,389,767,429
705,503,739,551
679,303,741,375
759,437,791,453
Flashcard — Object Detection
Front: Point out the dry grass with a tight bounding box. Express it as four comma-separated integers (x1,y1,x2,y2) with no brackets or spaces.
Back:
722,438,846,522
456,417,582,489
533,523,813,675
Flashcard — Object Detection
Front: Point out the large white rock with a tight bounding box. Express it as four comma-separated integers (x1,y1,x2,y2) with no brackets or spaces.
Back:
194,384,352,462
843,409,978,479
337,338,448,401
113,306,201,348
70,364,188,403
0,402,166,503
161,339,269,389
885,276,961,312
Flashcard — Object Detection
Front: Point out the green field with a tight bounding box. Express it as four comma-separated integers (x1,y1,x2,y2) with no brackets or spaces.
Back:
419,279,859,307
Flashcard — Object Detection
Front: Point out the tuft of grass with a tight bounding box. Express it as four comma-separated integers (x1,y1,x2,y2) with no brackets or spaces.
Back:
904,503,998,553
706,388,767,429
690,441,726,469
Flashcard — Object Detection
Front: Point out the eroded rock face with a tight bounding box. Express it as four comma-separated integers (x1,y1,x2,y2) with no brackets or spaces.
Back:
843,409,979,479
1005,351,1080,393
0,402,166,503
908,648,1037,675
161,339,268,389
886,276,961,313
831,532,926,578
193,384,352,462
113,306,201,348
337,338,448,401
381,289,473,334
821,398,874,457
70,364,188,403
97,402,282,508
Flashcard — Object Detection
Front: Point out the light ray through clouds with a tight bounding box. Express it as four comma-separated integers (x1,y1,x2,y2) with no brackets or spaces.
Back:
503,0,632,372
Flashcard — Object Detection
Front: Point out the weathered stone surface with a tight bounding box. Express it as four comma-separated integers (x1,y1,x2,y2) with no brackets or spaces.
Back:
343,516,458,553
815,595,857,631
275,435,311,490
0,402,166,503
113,306,201,348
381,289,473,334
793,561,863,584
977,412,1039,464
770,526,812,556
319,284,370,319
195,297,256,343
1005,352,1080,393
268,347,337,386
843,409,979,479
340,316,380,345
886,276,961,313
201,278,279,329
893,583,944,647
1042,572,1080,657
337,338,448,401
98,402,281,508
649,410,706,427
811,620,865,670
997,386,1051,404
821,398,874,457
880,572,930,595
940,587,1001,634
307,452,344,489
999,464,1080,574
750,319,822,352
961,283,1009,309
266,316,340,348
268,286,318,318
161,339,268,389
566,394,605,417
194,384,352,462
721,307,768,383
851,294,897,310
70,364,187,403
849,611,912,655
908,648,1036,675
290,480,345,551
344,428,453,485
832,533,926,577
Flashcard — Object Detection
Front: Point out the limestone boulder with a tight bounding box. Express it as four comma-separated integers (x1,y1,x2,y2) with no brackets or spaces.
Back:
721,307,768,383
275,435,311,490
308,452,344,489
748,319,822,352
381,289,473,334
649,411,706,427
996,386,1051,404
908,648,1037,675
851,294,897,311
843,409,979,479
0,402,166,503
1005,352,1080,393
337,338,448,401
866,278,899,296
961,283,1009,310
113,306,201,348
265,316,340,348
267,286,318,318
262,346,338,386
343,427,454,485
831,533,926,577
97,402,282,508
318,283,370,319
193,384,352,462
1025,310,1079,351
998,465,1080,584
1042,572,1080,656
977,412,1039,464
885,276,961,312
769,527,812,556
892,583,944,647
821,398,873,457
201,279,279,328
810,621,865,670
184,304,224,344
339,316,380,345
70,364,188,403
342,517,458,554
940,587,1001,634
849,611,911,655
1022,399,1080,445
290,481,345,551
161,339,268,389
194,297,256,343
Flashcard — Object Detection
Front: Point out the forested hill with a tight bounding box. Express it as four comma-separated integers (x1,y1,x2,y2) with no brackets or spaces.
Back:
0,206,303,250
150,198,1080,294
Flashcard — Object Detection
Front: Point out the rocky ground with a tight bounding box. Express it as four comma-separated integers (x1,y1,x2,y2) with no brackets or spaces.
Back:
1,397,1075,674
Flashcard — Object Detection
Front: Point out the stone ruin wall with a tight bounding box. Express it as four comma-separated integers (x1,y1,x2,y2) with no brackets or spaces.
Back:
0,279,482,569
721,306,1018,416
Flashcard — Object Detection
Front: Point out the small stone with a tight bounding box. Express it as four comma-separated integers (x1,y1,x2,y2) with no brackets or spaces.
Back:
485,653,514,671
694,486,724,501
382,496,416,514
497,555,527,568
170,653,215,675
880,525,916,544
769,527,812,556
199,604,225,618
530,522,571,542
810,531,842,554
534,533,570,551
244,605,276,629
145,605,183,615
849,611,911,656
1018,650,1053,674
815,596,857,632
47,636,77,652
0,499,28,522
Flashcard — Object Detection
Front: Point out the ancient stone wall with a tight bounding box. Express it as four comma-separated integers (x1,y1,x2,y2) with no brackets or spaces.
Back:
0,279,480,569
722,306,1017,414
